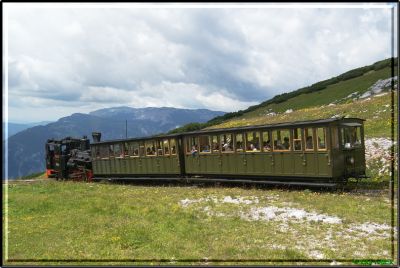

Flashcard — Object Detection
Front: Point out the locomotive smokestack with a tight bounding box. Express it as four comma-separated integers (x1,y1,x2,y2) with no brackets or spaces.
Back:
92,132,101,143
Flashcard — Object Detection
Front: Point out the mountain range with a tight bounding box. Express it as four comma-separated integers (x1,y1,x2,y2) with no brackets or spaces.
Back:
3,121,53,139
5,107,225,179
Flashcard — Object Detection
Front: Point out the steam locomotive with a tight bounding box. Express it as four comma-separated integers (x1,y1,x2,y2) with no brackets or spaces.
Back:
45,134,96,181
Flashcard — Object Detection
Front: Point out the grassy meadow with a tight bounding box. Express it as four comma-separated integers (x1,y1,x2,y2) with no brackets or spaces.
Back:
3,179,397,265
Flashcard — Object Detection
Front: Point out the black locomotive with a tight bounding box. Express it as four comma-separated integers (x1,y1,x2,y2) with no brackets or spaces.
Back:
45,135,94,181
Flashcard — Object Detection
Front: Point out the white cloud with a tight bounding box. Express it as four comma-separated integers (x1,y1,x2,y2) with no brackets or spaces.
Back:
4,4,396,122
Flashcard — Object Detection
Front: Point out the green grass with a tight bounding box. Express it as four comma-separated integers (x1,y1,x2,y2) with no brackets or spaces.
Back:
3,180,397,265
17,172,46,180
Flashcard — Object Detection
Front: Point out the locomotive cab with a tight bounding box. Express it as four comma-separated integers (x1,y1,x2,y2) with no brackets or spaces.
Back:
45,141,57,178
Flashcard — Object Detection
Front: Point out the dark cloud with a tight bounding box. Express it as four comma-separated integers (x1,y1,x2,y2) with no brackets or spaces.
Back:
5,4,395,122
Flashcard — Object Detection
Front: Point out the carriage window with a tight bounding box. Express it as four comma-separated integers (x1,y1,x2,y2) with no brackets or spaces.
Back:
109,144,114,157
304,128,314,151
221,133,233,152
99,145,109,158
354,127,362,147
91,146,97,158
157,140,163,156
114,143,123,157
163,139,170,155
246,131,260,152
272,129,290,151
94,147,99,158
262,131,272,152
139,141,145,156
129,142,139,157
124,142,129,156
293,128,302,151
92,146,99,158
341,126,362,148
331,127,339,149
170,139,177,155
317,128,327,150
186,136,198,154
212,135,219,153
199,135,211,153
145,140,156,156
236,133,244,152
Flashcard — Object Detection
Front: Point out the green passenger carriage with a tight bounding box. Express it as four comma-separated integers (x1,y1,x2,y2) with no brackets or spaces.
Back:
90,117,366,186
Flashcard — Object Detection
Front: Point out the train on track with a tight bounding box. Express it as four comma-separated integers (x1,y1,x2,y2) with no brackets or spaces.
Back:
45,117,367,187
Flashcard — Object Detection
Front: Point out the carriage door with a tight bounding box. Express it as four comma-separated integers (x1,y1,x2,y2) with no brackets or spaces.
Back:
316,127,330,176
293,128,305,175
185,136,199,174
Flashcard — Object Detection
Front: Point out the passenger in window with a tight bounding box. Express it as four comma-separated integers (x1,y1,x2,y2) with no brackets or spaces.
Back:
191,145,198,156
263,140,271,151
276,140,285,150
294,141,301,151
202,145,210,152
283,137,290,150
212,143,219,151
236,142,243,150
250,143,258,151
306,136,313,149
171,146,176,154
223,143,232,151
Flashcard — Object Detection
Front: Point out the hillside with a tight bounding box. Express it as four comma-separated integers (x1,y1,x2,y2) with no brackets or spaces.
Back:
5,107,225,179
237,67,394,119
3,121,53,139
170,58,396,133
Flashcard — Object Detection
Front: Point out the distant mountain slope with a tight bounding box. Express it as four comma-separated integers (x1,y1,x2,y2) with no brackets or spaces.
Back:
4,123,29,138
5,107,225,179
3,121,53,139
89,107,224,130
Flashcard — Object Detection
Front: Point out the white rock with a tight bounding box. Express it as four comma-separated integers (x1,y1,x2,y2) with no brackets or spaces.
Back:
360,91,372,99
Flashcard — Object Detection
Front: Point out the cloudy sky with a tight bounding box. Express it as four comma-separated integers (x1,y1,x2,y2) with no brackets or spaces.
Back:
4,3,397,123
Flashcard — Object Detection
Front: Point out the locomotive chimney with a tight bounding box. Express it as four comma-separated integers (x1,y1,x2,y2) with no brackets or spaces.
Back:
92,132,101,143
